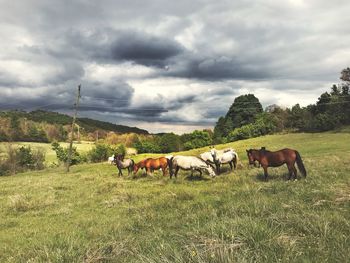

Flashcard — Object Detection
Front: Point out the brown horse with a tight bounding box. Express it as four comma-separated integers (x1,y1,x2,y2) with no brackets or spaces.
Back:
133,158,152,172
246,147,306,181
134,157,169,176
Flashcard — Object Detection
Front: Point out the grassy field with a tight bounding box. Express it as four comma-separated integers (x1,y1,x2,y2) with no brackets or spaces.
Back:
0,132,349,262
0,141,95,165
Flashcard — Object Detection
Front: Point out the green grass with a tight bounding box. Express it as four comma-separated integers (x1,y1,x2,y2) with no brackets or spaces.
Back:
0,141,95,164
0,132,349,262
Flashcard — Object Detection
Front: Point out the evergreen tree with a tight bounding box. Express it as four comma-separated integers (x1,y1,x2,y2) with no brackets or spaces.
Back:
225,94,263,129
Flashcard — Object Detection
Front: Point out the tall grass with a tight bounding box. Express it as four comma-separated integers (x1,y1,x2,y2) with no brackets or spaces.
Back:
0,132,349,262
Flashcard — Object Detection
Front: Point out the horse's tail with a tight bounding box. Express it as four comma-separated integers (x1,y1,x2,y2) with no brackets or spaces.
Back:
295,151,307,177
167,157,174,177
234,152,239,165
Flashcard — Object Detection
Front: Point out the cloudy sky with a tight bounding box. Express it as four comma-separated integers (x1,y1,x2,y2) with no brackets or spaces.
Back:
0,0,349,133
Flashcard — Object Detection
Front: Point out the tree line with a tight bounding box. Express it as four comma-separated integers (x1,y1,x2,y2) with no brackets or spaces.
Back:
213,68,350,143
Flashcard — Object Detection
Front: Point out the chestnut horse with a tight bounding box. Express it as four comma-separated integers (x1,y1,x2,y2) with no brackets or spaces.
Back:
134,157,169,176
246,147,306,181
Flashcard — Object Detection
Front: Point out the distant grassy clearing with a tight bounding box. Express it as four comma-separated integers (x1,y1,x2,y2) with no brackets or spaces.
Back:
0,141,95,164
0,132,349,262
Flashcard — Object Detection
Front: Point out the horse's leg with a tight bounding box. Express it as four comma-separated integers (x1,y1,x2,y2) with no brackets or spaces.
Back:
287,164,293,180
287,163,297,180
229,161,233,171
263,165,268,181
162,165,167,176
292,165,298,180
233,158,237,169
118,167,122,177
174,166,180,178
197,169,202,177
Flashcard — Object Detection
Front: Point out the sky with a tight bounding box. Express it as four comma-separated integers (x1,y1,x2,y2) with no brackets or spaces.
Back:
0,0,349,134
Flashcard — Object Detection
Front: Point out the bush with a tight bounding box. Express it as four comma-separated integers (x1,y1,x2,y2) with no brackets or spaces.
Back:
88,144,114,163
228,113,279,142
51,142,82,165
181,130,212,150
0,145,46,175
133,138,161,154
116,144,127,156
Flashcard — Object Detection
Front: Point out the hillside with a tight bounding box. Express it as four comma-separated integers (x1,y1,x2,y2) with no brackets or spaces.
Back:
3,110,149,134
0,110,149,142
0,132,349,262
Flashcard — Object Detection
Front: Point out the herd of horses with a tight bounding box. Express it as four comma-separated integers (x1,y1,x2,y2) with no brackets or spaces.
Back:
112,147,307,181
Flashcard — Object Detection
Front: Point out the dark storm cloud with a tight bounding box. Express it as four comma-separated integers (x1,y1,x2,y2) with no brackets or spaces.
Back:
1,0,349,131
166,56,271,80
110,32,184,67
0,80,135,114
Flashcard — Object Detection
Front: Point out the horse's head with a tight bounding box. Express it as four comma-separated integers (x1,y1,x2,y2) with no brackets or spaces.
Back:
246,149,257,165
210,148,218,161
206,164,217,177
133,163,140,173
116,154,125,161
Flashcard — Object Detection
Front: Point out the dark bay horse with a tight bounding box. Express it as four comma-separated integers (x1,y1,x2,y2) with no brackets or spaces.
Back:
114,154,134,176
134,157,169,176
246,147,306,181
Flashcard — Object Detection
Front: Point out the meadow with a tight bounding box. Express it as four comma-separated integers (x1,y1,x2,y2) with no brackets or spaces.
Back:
0,141,95,165
0,132,349,262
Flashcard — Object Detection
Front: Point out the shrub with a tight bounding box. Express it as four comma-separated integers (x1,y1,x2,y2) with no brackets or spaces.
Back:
181,130,212,150
88,144,113,163
116,144,127,156
228,113,279,142
0,145,46,175
87,143,126,163
133,139,161,154
51,142,82,165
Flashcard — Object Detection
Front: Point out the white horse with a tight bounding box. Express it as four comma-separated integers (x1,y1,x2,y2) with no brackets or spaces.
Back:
200,148,234,171
108,154,115,164
211,148,239,174
169,155,216,178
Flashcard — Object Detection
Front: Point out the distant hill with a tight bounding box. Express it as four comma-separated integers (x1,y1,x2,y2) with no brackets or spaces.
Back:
0,110,148,135
0,110,149,143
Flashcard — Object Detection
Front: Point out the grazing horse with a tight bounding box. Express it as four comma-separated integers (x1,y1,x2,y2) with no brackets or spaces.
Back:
134,157,168,176
246,147,307,181
210,148,238,174
200,148,234,172
114,154,135,176
169,155,216,178
199,151,216,167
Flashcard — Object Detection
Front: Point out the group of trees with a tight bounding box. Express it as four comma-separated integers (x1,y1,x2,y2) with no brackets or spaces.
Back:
51,142,127,165
133,130,213,154
0,112,68,142
214,68,350,143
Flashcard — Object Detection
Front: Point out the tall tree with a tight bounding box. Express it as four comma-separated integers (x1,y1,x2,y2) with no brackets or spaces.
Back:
225,94,263,129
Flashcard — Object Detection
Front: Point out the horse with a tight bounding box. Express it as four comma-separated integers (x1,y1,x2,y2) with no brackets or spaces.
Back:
199,151,216,166
200,148,234,172
246,147,307,181
108,154,115,164
169,155,216,178
134,157,168,176
211,148,238,174
114,154,135,176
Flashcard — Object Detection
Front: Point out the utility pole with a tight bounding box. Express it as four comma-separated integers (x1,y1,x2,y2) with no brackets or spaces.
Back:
66,84,81,172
